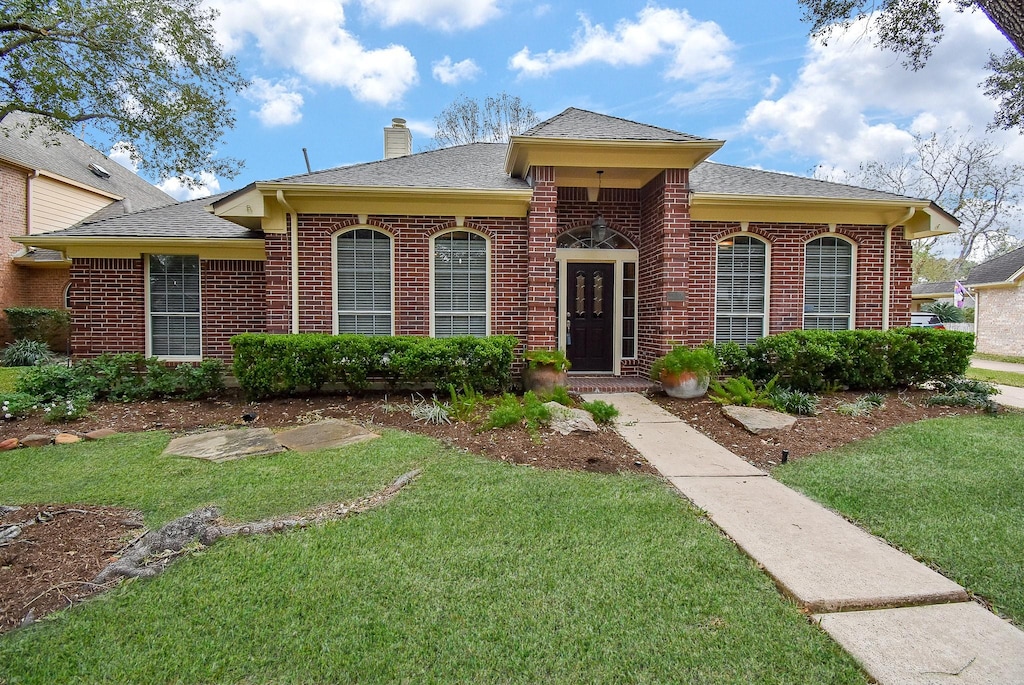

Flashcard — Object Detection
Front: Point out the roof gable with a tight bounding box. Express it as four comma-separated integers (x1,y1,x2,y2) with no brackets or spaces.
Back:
522,107,712,142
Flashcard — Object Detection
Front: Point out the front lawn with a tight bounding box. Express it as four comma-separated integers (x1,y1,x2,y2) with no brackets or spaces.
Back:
0,431,863,683
967,366,1024,388
776,413,1024,626
0,366,23,393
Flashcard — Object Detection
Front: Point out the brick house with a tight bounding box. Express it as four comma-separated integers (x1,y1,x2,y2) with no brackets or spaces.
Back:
17,108,958,377
964,246,1024,356
0,111,173,342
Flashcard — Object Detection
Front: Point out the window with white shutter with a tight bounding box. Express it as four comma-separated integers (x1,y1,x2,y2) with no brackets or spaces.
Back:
148,254,201,358
432,230,488,337
335,228,393,335
804,236,853,330
715,235,767,345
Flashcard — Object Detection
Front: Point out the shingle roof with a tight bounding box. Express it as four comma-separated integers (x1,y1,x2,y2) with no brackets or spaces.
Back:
0,111,174,213
268,142,529,191
911,281,955,295
521,107,713,142
690,162,916,202
47,193,259,240
965,245,1024,284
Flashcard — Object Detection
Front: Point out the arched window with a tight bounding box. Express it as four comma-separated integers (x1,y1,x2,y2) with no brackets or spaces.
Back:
432,230,488,337
715,235,767,345
804,236,854,330
335,228,392,335
556,225,635,249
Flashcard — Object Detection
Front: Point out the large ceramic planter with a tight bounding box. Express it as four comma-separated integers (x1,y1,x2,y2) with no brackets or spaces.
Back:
659,369,710,399
522,364,568,395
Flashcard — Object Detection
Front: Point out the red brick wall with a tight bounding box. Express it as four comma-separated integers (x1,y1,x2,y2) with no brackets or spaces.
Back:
69,258,146,357
285,214,529,341
527,166,558,349
0,163,29,342
201,260,266,360
687,222,913,340
69,257,265,362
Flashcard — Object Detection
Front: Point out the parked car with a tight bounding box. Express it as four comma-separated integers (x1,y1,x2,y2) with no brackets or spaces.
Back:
911,312,945,329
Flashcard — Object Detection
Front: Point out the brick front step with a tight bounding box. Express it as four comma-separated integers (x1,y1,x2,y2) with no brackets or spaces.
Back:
568,376,658,394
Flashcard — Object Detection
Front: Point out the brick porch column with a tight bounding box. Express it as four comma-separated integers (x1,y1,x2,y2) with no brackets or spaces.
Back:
526,166,558,349
264,231,292,333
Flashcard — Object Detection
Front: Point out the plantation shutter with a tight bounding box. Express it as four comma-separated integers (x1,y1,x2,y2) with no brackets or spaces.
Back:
336,229,392,335
149,254,201,358
715,236,767,345
804,237,853,330
433,231,487,337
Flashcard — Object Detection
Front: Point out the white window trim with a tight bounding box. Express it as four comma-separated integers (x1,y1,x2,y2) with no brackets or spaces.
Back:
331,226,396,336
802,234,857,330
145,254,203,362
429,228,491,337
556,247,639,375
713,233,770,344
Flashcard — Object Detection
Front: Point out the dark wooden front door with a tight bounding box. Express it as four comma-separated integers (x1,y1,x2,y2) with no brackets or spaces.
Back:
566,263,614,372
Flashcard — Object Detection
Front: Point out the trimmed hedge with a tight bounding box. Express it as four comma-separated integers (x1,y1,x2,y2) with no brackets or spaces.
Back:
730,328,974,392
3,307,70,351
231,333,519,399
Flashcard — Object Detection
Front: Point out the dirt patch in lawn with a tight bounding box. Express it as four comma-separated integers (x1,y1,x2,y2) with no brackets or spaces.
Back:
0,387,992,634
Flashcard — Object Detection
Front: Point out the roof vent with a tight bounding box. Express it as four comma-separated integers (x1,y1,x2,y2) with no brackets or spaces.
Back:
384,118,412,159
88,162,111,179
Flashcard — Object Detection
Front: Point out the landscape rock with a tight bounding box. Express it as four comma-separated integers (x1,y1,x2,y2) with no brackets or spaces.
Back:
84,429,117,441
164,427,284,462
20,434,52,448
722,405,797,435
0,438,19,451
544,402,599,435
275,419,378,453
54,433,82,445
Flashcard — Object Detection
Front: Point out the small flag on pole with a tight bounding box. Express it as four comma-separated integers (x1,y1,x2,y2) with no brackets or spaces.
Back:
954,280,967,308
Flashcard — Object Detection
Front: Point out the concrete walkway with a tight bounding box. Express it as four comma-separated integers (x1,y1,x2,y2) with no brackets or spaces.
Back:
970,358,1024,409
585,392,1024,685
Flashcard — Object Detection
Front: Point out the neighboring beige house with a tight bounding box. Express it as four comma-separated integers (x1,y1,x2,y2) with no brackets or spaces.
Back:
967,245,1024,356
0,111,173,341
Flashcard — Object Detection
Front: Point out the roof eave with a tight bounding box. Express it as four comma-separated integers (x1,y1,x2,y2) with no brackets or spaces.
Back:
504,136,725,179
11,234,266,261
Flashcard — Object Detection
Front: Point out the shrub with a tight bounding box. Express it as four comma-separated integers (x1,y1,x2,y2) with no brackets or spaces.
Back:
709,376,778,407
544,385,574,407
2,339,54,367
927,376,999,411
769,388,819,416
3,307,70,348
16,362,82,403
650,344,720,380
231,333,518,399
582,399,619,424
41,393,91,423
486,393,526,429
923,301,965,323
715,341,751,377
740,329,973,392
1,392,38,419
836,393,886,417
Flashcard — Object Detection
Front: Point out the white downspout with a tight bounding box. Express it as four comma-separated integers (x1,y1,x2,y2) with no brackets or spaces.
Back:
276,190,300,334
883,208,916,330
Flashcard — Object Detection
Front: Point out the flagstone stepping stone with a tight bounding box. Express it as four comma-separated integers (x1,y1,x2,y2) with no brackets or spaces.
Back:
164,428,284,462
275,419,379,453
722,405,798,434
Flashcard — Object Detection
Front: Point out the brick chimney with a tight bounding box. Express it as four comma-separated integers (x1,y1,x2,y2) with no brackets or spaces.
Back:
383,118,412,159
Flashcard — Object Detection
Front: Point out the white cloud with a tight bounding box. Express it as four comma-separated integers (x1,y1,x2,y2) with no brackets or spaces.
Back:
741,4,1014,172
509,6,733,80
208,0,417,106
763,74,781,98
107,142,139,173
245,77,304,126
158,173,221,202
432,56,481,85
359,0,501,30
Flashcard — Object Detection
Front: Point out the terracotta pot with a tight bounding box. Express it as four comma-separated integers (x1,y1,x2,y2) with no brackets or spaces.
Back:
522,364,568,395
659,369,710,399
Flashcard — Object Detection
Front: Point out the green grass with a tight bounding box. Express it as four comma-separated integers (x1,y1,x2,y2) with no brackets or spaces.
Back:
967,366,1024,388
0,366,24,393
776,414,1024,626
0,430,864,684
973,352,1024,365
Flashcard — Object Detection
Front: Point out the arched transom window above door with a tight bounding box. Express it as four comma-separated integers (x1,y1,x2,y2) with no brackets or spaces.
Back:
557,226,635,250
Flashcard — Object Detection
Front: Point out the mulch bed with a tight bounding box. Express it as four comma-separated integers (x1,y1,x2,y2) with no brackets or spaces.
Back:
0,387,992,634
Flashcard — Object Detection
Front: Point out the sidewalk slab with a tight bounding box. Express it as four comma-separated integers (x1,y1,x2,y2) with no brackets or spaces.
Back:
815,602,1024,684
671,475,968,612
970,358,1024,374
582,392,763,477
993,383,1024,409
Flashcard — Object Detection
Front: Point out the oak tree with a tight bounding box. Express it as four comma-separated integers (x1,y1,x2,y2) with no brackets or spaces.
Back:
1,0,247,182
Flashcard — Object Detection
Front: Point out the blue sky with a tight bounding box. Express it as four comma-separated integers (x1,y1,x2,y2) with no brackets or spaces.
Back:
119,1,1018,201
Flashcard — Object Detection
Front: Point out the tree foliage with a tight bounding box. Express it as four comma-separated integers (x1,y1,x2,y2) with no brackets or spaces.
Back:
798,0,1024,132
432,92,539,148
852,128,1023,276
0,0,247,182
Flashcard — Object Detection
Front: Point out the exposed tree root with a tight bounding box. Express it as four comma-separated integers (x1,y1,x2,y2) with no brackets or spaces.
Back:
93,469,421,584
